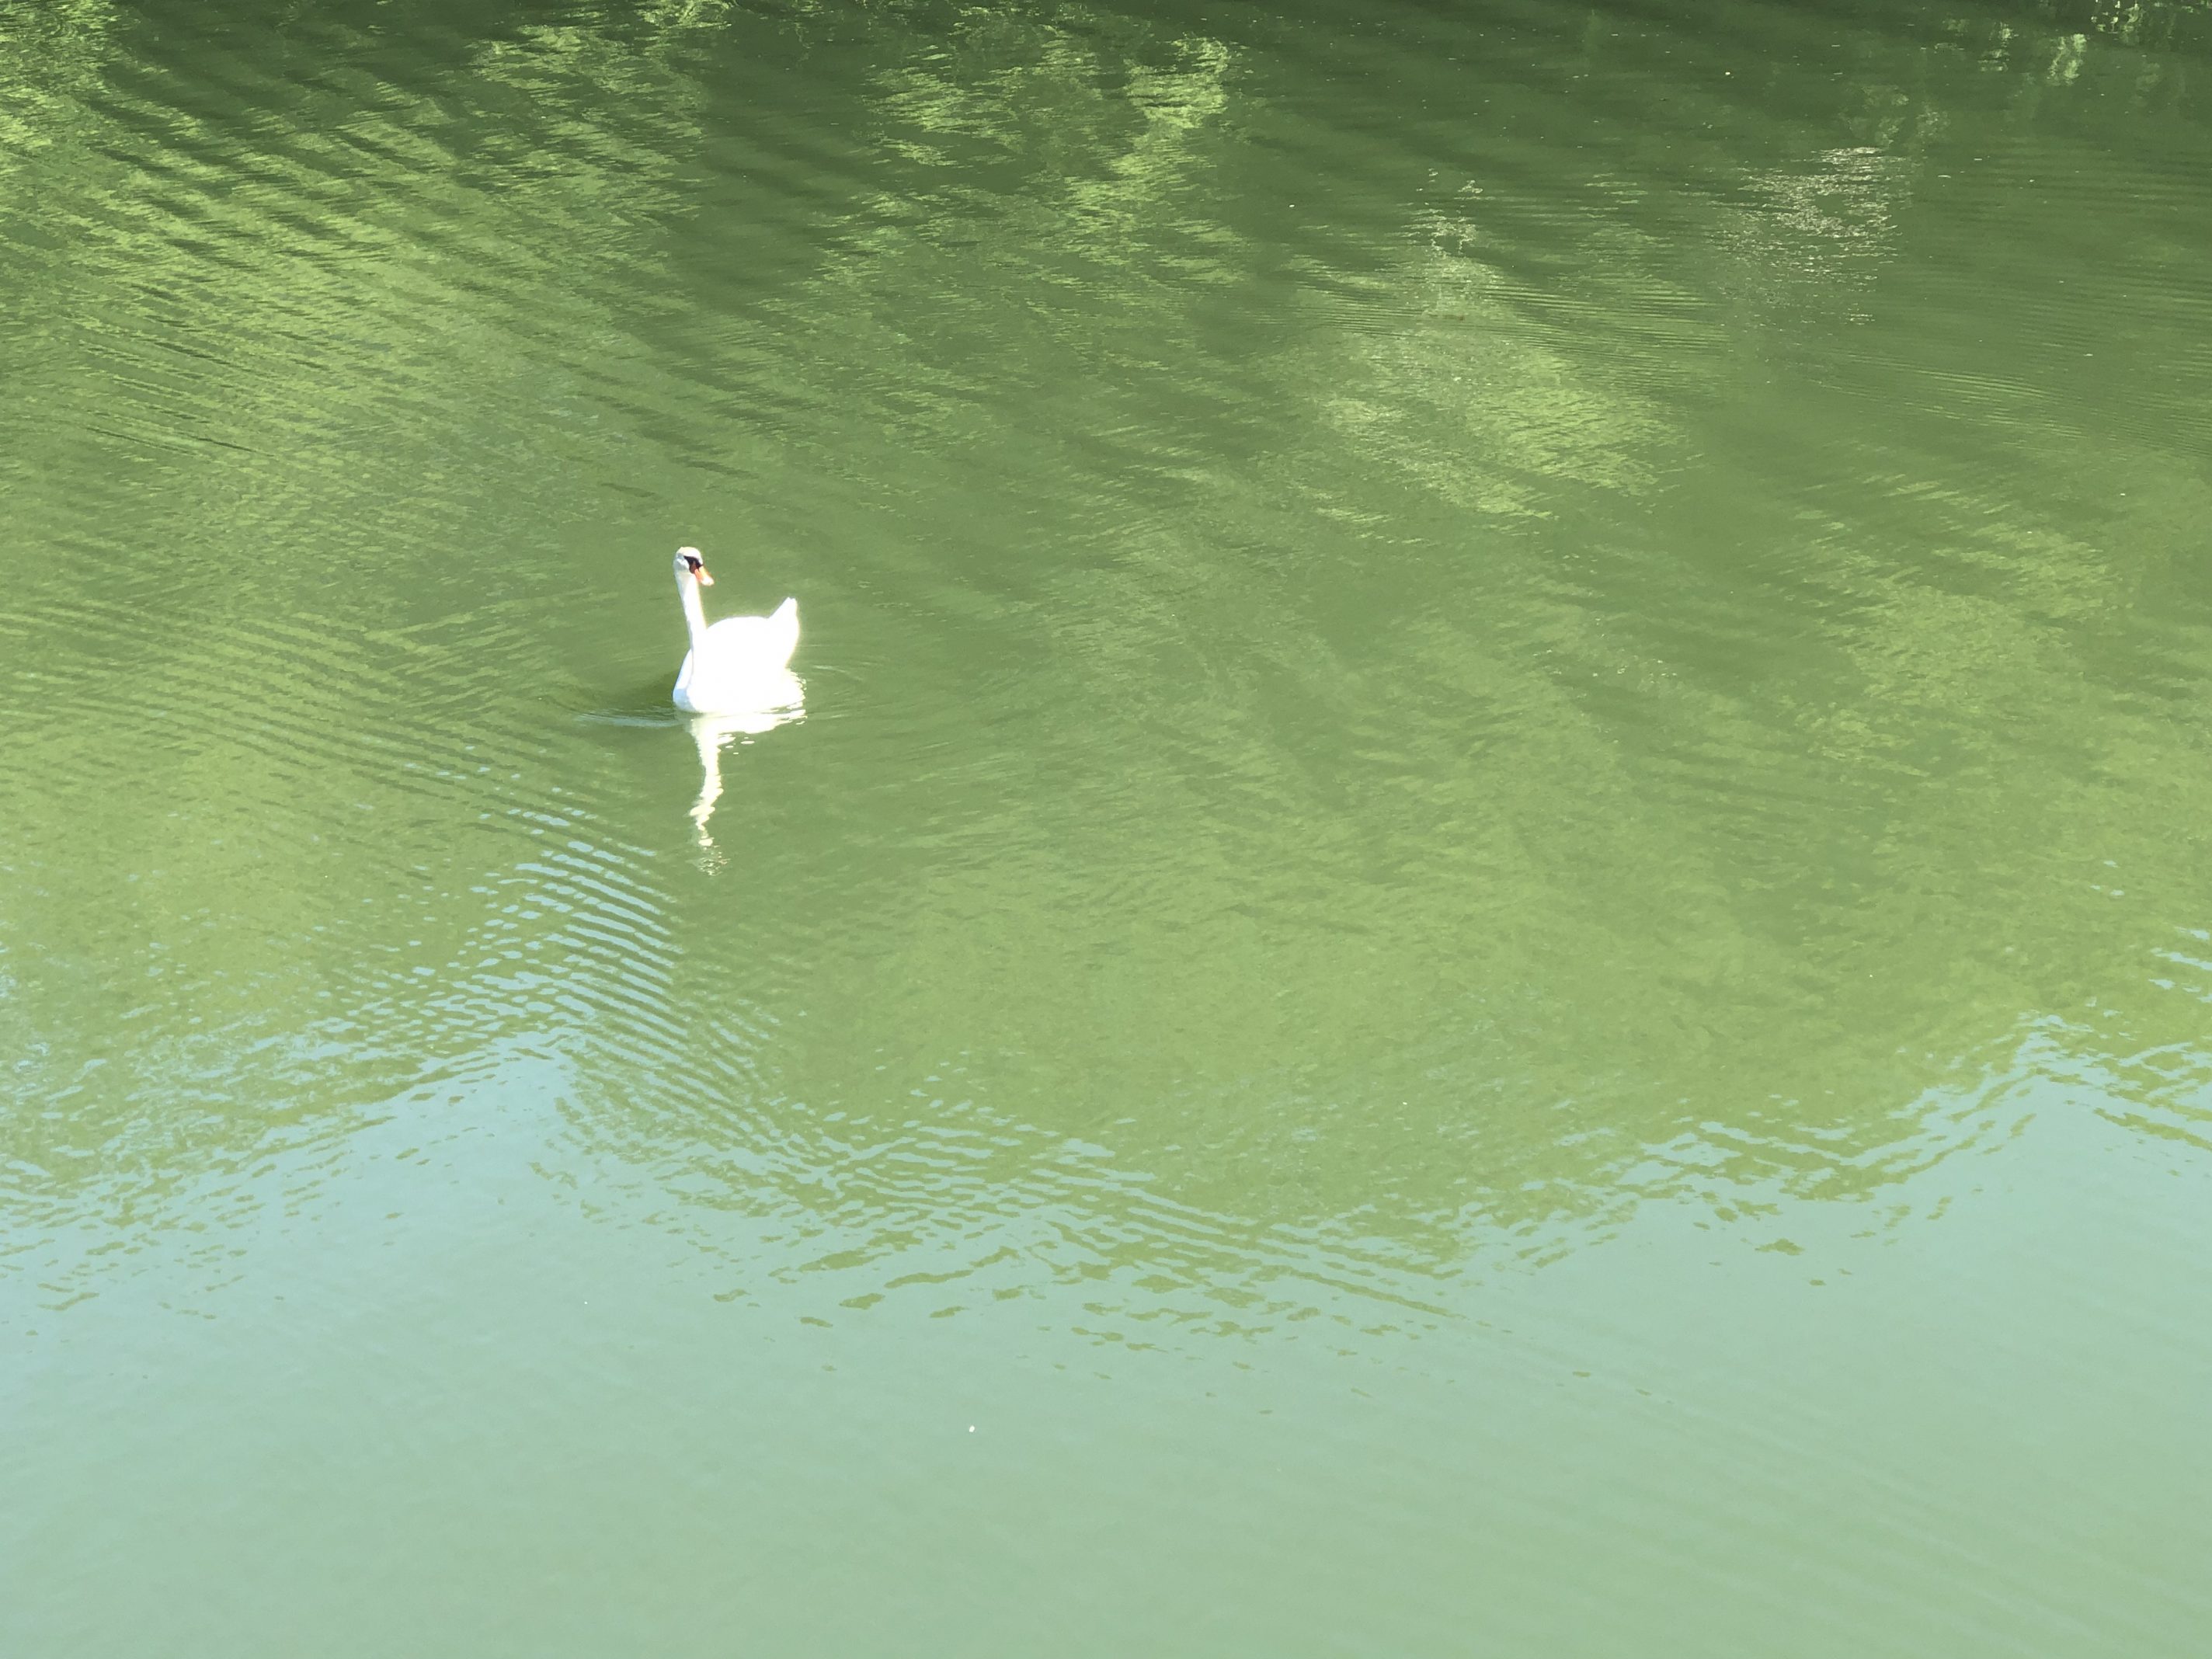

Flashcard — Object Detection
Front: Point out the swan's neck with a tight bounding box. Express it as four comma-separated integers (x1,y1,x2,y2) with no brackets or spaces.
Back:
677,572,710,654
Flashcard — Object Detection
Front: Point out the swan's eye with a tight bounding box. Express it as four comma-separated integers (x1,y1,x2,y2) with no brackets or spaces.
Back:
684,557,701,572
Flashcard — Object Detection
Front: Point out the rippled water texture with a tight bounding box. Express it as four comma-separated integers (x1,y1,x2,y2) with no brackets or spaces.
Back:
6,0,2212,1652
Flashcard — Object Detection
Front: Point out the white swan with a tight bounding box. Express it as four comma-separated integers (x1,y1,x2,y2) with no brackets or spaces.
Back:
671,546,800,714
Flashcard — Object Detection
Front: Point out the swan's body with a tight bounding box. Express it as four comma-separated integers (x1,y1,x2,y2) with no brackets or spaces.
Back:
670,547,800,714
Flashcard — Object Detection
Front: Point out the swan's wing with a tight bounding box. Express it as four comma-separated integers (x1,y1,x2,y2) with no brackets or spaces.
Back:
727,599,797,649
702,603,799,670
702,614,780,650
768,598,798,659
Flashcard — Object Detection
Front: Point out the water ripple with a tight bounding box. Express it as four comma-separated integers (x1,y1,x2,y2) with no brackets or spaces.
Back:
5,0,2212,1337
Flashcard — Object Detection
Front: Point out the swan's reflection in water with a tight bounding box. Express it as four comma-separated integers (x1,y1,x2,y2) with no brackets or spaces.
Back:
687,671,805,850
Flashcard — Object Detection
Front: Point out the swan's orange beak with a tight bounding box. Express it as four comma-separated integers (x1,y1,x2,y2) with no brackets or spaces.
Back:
694,565,714,586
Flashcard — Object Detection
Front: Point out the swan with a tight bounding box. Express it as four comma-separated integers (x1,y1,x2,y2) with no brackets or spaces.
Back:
670,546,800,714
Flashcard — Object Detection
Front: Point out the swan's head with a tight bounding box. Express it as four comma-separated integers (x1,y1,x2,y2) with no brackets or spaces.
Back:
674,547,714,587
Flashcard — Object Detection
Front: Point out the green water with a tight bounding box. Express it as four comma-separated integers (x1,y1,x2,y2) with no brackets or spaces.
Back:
5,0,2212,1650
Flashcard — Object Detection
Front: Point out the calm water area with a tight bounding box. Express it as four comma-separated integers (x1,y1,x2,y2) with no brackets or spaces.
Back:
5,0,2212,1651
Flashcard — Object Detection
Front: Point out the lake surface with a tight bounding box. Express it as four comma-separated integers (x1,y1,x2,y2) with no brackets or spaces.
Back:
5,0,2211,1651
